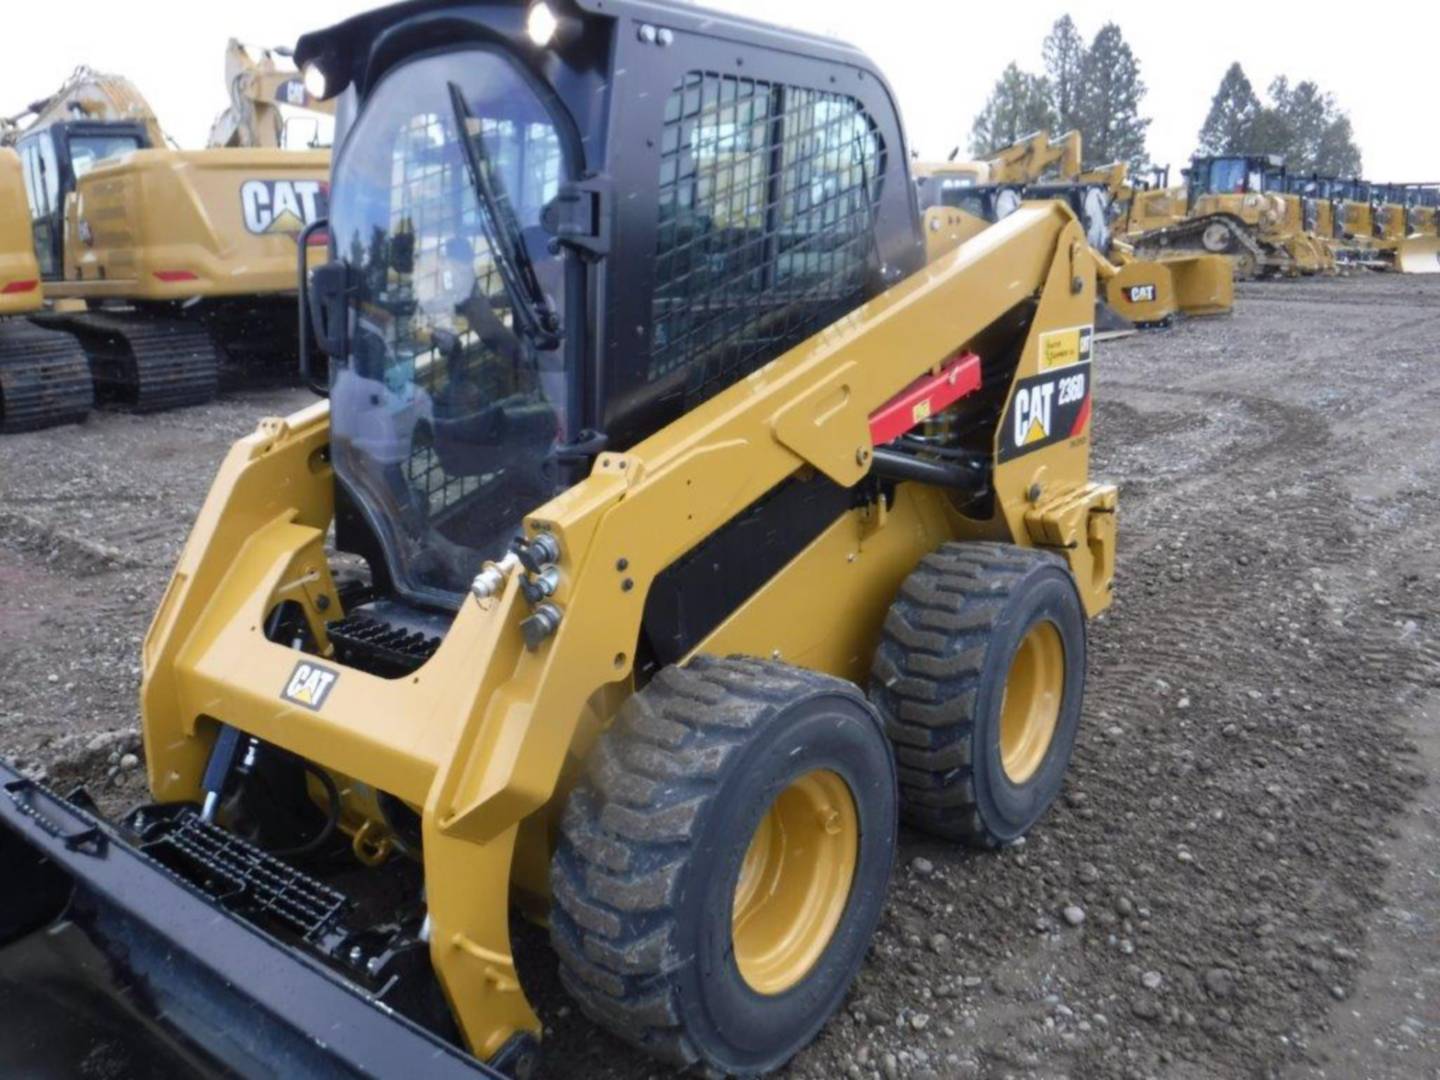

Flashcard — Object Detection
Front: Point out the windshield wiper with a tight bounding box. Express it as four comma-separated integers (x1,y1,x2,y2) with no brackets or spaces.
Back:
447,81,561,350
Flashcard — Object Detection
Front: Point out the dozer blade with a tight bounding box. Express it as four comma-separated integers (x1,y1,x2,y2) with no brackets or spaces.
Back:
0,761,502,1080
1396,236,1440,274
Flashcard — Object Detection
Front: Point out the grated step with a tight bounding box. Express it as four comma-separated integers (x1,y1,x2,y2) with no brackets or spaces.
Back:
136,808,350,946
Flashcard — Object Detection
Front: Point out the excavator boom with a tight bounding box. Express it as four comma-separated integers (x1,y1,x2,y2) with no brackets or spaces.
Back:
208,38,335,149
1,66,167,150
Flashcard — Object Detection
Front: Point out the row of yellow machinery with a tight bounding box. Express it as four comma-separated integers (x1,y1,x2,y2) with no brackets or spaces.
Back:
0,43,331,431
0,2,1126,1078
1122,154,1440,277
915,130,1236,330
913,133,1438,337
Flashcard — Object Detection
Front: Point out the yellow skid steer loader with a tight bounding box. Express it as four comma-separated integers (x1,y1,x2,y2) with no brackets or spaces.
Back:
0,2,1119,1077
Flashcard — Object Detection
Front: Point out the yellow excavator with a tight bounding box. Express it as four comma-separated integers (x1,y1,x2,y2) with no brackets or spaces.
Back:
2,66,328,410
208,37,336,150
1,2,1121,1077
0,148,92,431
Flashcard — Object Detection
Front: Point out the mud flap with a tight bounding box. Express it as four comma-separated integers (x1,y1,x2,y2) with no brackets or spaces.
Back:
1396,237,1440,274
0,763,502,1080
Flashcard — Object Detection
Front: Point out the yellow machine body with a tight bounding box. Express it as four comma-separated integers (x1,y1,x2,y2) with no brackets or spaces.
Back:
1186,191,1332,276
53,148,329,302
919,137,1232,326
0,148,42,317
1123,185,1187,236
139,202,1117,1060
1098,247,1234,325
1374,202,1407,244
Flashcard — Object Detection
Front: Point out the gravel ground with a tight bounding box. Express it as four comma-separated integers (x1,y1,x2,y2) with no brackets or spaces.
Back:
1,274,1437,1079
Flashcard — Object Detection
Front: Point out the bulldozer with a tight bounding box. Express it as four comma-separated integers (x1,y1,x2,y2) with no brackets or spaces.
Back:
0,147,92,432
1284,173,1339,253
0,2,1119,1077
1132,153,1333,278
208,38,336,150
2,66,329,412
1026,163,1232,330
1326,178,1388,268
1374,183,1440,274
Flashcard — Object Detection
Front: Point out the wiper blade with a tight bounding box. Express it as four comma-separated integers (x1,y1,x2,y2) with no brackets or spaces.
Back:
447,81,560,350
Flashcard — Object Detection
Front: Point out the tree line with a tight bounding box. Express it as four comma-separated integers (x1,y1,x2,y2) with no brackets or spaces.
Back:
1197,63,1361,176
969,17,1363,176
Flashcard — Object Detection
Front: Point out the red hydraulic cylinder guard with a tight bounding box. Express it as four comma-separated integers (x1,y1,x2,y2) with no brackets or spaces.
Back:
867,352,982,445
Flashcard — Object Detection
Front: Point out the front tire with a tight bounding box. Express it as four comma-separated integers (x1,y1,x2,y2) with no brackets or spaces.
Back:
550,656,897,1076
870,542,1086,847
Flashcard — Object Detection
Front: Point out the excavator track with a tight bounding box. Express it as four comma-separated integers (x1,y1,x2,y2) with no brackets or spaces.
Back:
1133,214,1277,279
42,311,219,412
0,319,94,434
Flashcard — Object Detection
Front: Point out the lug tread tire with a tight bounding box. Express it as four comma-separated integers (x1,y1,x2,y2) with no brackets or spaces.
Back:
870,542,1075,847
550,656,879,1073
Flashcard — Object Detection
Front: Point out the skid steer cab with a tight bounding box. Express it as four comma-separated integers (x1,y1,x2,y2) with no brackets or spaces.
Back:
0,1,1118,1076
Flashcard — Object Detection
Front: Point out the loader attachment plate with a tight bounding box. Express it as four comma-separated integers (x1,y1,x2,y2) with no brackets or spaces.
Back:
0,761,501,1080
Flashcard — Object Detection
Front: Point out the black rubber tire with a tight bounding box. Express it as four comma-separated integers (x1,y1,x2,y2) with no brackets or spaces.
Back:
869,541,1086,847
550,655,897,1076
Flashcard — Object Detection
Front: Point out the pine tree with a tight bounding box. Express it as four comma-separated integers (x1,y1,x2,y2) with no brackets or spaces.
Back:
1274,79,1330,164
969,63,1057,157
1196,63,1261,155
1042,16,1087,133
1313,115,1362,176
1193,65,1361,173
1076,23,1150,169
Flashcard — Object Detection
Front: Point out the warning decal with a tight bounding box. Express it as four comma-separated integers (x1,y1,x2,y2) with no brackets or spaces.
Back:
999,343,1093,463
1038,324,1094,372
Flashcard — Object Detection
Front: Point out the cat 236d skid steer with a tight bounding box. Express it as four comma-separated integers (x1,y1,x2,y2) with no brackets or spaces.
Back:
0,2,1118,1076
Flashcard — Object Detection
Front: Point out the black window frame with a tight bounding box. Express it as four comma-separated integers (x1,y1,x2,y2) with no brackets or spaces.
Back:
15,120,152,281
598,27,920,450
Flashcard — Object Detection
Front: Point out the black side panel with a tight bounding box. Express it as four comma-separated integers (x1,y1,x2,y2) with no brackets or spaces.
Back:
641,472,854,667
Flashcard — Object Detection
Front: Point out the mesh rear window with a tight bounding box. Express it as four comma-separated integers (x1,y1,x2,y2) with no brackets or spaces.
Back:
650,72,884,404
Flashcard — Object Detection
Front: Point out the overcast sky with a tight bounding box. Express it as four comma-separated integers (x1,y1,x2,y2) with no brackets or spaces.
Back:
3,1,1436,180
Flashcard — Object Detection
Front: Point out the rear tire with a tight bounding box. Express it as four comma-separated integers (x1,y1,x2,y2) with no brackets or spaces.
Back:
550,656,897,1076
870,542,1086,847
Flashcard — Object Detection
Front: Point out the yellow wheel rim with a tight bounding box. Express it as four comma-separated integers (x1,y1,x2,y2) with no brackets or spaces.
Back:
998,621,1065,784
731,769,858,996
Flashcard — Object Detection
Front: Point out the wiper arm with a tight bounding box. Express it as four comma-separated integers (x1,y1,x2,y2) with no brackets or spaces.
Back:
447,82,560,350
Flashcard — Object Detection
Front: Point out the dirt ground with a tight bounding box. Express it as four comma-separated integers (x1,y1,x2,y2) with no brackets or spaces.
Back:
1,274,1438,1080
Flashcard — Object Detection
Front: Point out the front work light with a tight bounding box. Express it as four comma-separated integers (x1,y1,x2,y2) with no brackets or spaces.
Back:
527,3,560,46
302,62,328,101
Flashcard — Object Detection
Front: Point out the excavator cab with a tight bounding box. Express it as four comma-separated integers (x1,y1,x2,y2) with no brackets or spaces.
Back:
13,120,152,277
